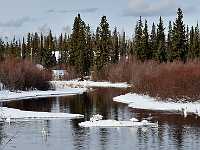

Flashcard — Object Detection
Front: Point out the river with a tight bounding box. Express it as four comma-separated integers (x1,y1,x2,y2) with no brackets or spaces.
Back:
0,88,200,150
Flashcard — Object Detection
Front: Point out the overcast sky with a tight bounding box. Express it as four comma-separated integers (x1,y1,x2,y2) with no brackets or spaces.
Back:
0,0,199,39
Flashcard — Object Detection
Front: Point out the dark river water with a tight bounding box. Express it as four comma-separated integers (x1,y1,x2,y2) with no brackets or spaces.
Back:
0,88,200,150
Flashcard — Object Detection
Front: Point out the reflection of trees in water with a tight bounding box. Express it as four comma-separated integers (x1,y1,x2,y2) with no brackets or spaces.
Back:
0,124,6,145
99,128,110,150
5,97,54,112
171,125,184,149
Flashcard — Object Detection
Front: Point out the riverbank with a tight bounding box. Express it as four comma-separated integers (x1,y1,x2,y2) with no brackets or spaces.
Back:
51,80,130,89
0,88,87,101
0,107,84,121
113,93,200,116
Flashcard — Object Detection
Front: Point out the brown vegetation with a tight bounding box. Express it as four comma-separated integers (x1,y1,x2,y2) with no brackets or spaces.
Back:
92,56,200,101
0,58,52,91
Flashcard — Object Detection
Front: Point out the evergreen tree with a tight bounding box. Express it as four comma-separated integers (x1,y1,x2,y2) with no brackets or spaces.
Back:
85,25,94,74
134,16,144,60
111,27,119,63
157,17,167,62
167,21,173,61
172,8,187,62
189,26,195,58
70,14,87,76
142,20,150,60
150,22,157,60
0,38,5,61
96,16,112,70
193,23,200,58
119,31,127,57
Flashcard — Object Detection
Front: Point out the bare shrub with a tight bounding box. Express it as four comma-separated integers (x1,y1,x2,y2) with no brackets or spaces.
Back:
63,65,79,80
92,56,200,101
0,57,52,91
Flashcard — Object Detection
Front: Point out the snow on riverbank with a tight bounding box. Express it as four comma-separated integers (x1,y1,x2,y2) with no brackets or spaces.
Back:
51,80,130,89
0,107,83,121
0,88,87,101
113,93,200,116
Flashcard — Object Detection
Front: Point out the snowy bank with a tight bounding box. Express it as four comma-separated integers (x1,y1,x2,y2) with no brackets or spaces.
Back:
51,80,130,89
0,88,87,101
0,107,83,121
113,93,200,116
79,115,157,128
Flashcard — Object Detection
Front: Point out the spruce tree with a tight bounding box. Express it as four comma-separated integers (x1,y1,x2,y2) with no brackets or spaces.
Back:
119,31,127,58
172,8,187,62
193,23,200,58
111,27,119,63
134,16,143,60
167,21,173,61
70,14,87,76
22,37,26,59
189,26,194,58
96,16,112,70
142,20,150,60
157,17,167,62
150,22,157,60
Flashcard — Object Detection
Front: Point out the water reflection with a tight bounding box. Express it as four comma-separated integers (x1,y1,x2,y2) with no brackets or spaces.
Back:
1,88,200,149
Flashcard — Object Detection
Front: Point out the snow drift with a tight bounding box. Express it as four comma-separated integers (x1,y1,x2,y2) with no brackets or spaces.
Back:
113,93,200,116
0,107,83,121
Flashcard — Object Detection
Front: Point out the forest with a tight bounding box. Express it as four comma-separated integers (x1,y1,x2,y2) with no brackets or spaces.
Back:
1,8,200,100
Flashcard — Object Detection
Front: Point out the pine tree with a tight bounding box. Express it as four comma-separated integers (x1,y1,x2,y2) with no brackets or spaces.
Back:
111,27,119,63
172,8,187,62
96,16,112,70
157,17,167,62
26,32,32,60
150,22,157,60
189,26,195,58
70,14,87,76
43,30,56,68
142,20,150,60
85,25,94,74
193,23,200,58
134,16,143,60
21,37,26,59
167,21,173,61
0,38,5,61
119,31,127,58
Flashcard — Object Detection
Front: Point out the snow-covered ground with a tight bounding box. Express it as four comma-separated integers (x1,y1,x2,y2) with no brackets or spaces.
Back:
0,107,83,121
79,119,158,128
113,93,200,116
0,88,87,101
51,80,130,89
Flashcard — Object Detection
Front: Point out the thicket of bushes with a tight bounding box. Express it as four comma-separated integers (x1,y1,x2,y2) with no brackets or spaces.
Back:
0,58,52,91
92,56,200,101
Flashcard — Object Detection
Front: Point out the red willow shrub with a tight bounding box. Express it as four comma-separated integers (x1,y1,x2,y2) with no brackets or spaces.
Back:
92,56,200,101
0,58,52,91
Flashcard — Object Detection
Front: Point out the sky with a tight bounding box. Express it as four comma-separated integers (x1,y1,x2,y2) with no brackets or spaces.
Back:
0,0,199,40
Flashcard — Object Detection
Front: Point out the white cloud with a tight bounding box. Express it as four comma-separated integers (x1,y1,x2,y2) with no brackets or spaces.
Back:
124,0,193,17
0,17,33,28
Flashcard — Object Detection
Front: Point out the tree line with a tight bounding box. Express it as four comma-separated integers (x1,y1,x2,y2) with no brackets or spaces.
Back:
0,8,199,76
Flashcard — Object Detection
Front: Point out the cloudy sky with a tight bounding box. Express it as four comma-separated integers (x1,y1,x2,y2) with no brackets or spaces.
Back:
0,0,199,39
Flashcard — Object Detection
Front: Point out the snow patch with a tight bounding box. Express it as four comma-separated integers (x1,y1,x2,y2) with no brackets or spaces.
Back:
0,88,87,101
79,119,158,128
113,93,200,116
51,80,130,89
0,107,84,121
